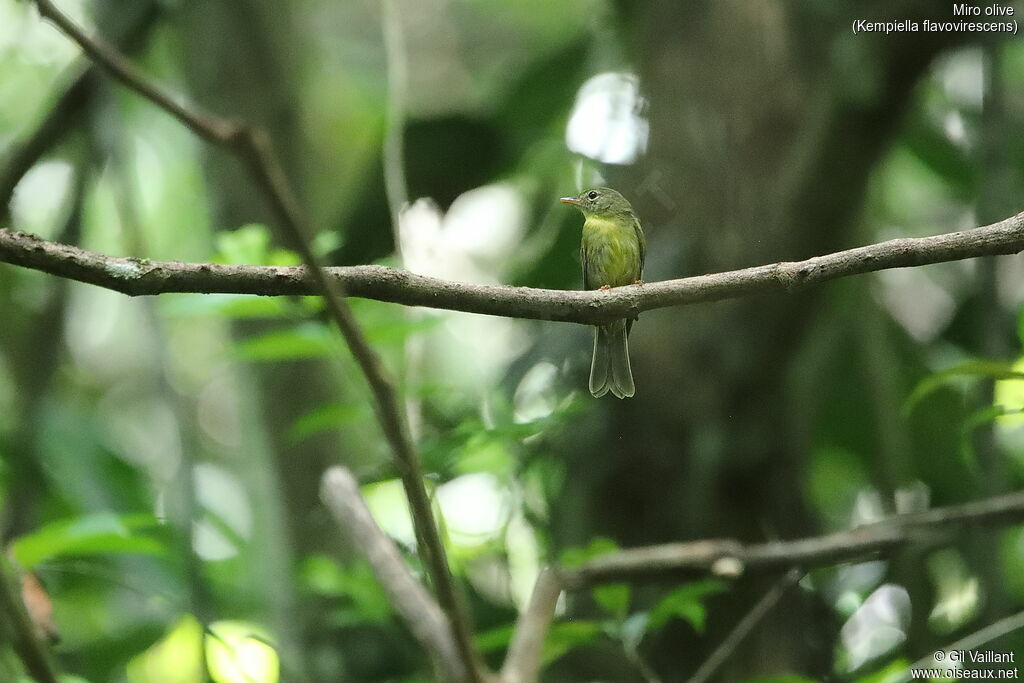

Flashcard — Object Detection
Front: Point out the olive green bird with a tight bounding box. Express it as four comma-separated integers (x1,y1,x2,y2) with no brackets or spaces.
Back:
561,187,645,398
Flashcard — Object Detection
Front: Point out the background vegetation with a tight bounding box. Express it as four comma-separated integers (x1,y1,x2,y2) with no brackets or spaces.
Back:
2,0,1024,681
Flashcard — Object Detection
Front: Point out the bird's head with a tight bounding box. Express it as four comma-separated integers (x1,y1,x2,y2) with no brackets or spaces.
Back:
560,187,634,219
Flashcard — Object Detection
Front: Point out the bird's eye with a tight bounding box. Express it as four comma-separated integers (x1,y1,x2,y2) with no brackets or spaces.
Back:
587,190,598,200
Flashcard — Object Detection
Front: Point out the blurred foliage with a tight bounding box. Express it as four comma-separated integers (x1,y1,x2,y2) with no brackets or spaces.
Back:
2,0,1024,681
11,513,166,569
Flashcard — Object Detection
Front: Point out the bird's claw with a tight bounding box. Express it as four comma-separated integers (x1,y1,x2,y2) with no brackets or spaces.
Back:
599,285,612,291
633,279,644,286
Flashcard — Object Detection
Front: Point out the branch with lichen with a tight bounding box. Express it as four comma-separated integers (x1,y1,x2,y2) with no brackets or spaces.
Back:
3,209,1024,324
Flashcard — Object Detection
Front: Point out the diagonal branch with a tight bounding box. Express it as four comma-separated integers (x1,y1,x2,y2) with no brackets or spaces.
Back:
27,1,484,679
2,209,1024,324
320,467,464,682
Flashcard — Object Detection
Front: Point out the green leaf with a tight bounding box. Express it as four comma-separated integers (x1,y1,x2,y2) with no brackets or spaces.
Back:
902,123,975,199
161,293,289,319
541,621,603,664
747,677,819,683
904,360,1024,414
312,230,342,259
807,447,868,529
453,434,515,476
646,580,727,634
300,556,391,625
560,538,631,616
476,620,604,664
235,322,335,361
290,403,366,443
364,316,443,346
236,315,441,362
1017,305,1024,348
958,405,1024,474
560,537,619,569
213,224,299,266
593,583,630,619
11,513,165,569
475,624,515,654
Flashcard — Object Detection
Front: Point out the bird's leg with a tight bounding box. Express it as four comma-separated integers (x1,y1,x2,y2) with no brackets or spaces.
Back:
599,285,612,291
633,280,644,285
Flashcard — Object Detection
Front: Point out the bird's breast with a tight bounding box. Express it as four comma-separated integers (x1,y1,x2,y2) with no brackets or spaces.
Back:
582,216,642,289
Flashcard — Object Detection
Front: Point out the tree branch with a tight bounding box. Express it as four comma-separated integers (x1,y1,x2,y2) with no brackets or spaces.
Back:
320,467,465,682
3,208,1024,324
27,1,485,679
500,568,563,683
561,490,1024,587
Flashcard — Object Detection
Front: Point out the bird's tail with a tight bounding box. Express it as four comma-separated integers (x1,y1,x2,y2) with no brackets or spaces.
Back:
589,320,635,399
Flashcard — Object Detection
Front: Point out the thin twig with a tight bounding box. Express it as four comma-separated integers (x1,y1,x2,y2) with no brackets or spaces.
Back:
562,489,1024,587
901,609,1024,681
28,1,484,679
3,208,1024,324
688,568,804,683
320,467,465,682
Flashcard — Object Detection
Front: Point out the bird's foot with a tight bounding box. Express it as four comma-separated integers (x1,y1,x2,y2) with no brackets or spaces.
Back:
598,285,612,291
633,279,645,286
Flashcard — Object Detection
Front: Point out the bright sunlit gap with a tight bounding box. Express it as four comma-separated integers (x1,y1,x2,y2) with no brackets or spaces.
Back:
126,615,279,683
565,71,648,165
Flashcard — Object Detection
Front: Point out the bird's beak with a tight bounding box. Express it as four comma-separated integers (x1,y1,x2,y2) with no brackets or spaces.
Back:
560,196,580,206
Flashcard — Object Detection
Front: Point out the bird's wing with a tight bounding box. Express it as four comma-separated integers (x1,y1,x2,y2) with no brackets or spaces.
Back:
633,214,646,278
581,240,591,291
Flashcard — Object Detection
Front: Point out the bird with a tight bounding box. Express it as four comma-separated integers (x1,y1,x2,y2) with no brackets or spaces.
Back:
560,187,645,398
